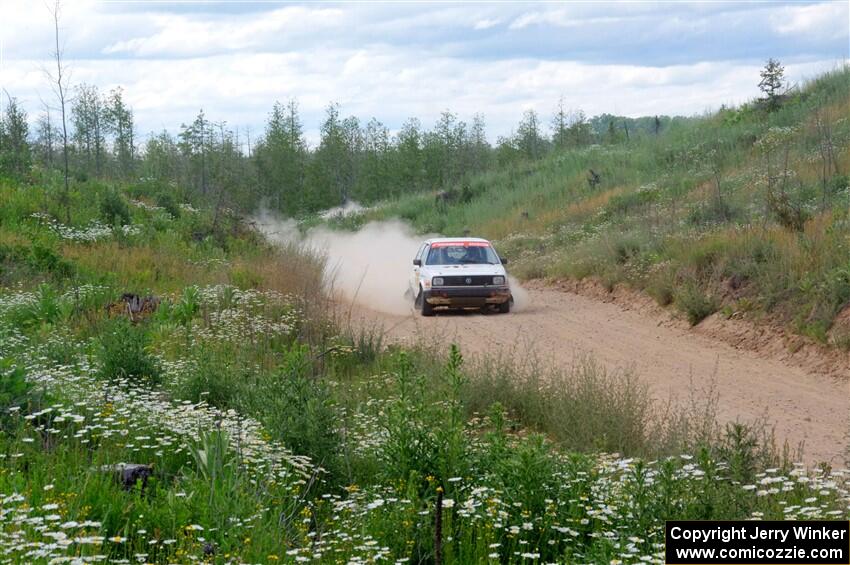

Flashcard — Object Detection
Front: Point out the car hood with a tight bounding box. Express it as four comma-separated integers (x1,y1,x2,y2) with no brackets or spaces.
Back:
425,264,507,277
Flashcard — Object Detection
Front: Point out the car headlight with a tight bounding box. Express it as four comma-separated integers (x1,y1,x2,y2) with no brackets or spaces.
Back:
492,276,505,286
432,277,444,286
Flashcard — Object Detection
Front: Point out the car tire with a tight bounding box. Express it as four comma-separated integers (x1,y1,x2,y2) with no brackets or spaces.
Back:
419,289,435,317
498,299,511,314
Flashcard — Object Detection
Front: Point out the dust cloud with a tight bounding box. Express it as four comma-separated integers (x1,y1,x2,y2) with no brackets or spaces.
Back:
508,276,530,311
253,207,530,315
319,201,366,220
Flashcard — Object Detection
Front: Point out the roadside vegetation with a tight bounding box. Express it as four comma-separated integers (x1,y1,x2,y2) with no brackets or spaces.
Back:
361,65,850,344
0,177,848,563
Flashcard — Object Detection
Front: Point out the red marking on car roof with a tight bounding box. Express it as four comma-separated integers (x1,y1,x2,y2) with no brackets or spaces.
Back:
430,241,490,248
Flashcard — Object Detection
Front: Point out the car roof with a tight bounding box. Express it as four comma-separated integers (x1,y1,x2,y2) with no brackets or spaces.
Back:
423,237,491,245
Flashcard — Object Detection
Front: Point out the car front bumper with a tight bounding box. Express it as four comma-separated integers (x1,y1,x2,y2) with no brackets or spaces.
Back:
424,287,512,307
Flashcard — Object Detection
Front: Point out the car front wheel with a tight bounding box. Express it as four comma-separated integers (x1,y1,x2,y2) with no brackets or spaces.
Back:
417,288,435,317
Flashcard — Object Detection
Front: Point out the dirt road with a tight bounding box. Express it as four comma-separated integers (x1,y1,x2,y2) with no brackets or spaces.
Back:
351,286,849,465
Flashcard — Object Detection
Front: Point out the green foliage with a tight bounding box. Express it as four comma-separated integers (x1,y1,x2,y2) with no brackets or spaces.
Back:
29,243,75,279
155,191,181,218
0,358,33,430
0,97,31,179
380,352,441,484
380,347,470,491
462,354,694,456
96,318,161,385
171,285,200,326
758,58,786,112
175,343,249,408
676,284,719,326
687,198,738,225
603,185,660,217
767,190,809,232
0,241,75,284
248,344,343,478
7,284,68,328
99,188,131,226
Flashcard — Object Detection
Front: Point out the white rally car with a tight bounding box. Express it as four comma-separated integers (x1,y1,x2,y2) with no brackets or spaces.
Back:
410,237,512,316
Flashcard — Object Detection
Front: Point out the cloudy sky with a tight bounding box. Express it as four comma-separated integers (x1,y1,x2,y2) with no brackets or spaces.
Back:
1,1,848,145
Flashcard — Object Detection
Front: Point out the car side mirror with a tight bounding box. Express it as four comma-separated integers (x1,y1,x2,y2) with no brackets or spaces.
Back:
413,259,421,266
500,257,508,265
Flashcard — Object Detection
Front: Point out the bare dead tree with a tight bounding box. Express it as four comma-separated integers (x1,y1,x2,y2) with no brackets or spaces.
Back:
38,97,55,168
47,0,71,222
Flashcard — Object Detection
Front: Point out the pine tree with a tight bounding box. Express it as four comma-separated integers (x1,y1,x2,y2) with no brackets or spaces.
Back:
178,110,213,196
307,103,359,209
394,118,423,194
551,97,569,149
35,109,56,169
467,113,491,173
105,87,135,177
758,58,785,112
71,84,106,177
358,118,390,201
0,97,31,178
516,109,545,160
255,100,307,212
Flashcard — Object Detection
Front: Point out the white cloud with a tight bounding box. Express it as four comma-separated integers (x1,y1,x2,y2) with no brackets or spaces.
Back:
102,6,344,57
473,18,501,31
0,1,846,146
771,1,848,40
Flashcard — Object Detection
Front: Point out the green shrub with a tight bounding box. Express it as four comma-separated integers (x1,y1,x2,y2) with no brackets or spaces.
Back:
828,173,849,194
97,318,161,385
687,198,738,225
99,188,131,226
155,191,181,219
247,344,343,479
176,344,248,408
479,405,557,516
9,284,67,328
0,358,33,431
646,273,675,306
28,243,75,279
767,190,808,232
172,286,200,326
709,422,789,484
612,237,642,264
380,347,470,491
603,186,660,216
676,284,719,325
0,242,75,283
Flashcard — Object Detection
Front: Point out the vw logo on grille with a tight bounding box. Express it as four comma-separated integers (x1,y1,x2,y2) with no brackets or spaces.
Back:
465,277,472,284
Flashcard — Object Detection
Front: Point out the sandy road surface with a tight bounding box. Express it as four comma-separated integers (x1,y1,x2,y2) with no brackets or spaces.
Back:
351,287,849,465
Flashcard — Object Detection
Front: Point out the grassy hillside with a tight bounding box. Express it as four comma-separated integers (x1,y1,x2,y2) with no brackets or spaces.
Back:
363,66,850,342
1,90,849,561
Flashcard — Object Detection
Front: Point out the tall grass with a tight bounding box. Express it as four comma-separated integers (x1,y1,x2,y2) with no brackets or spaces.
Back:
462,352,725,457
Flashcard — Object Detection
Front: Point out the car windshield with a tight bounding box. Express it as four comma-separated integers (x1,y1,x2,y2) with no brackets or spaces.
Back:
425,243,500,265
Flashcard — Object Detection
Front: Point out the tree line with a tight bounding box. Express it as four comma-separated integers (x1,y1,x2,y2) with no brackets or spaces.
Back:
2,10,784,220
2,86,685,217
